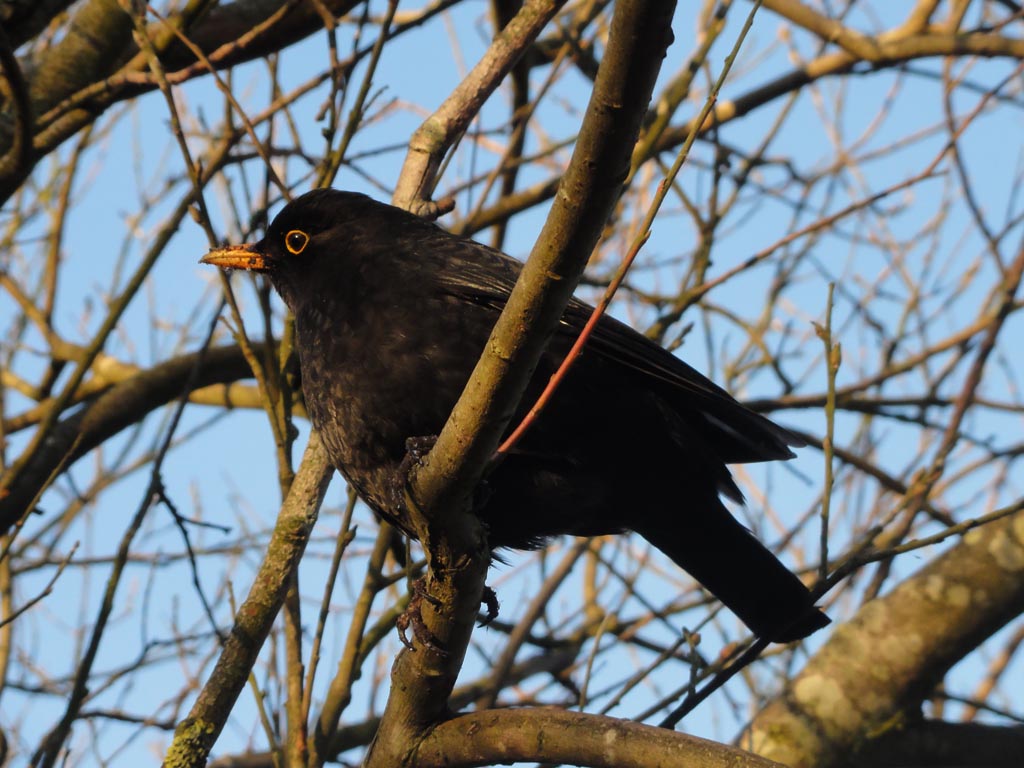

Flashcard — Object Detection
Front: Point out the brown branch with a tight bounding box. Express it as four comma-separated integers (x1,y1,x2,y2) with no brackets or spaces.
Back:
364,1,677,765
24,0,135,119
414,709,788,768
0,25,32,185
0,0,363,203
205,645,587,768
662,31,1024,145
455,23,1024,232
164,434,333,767
392,0,566,215
761,0,886,60
857,719,1024,768
749,508,1024,767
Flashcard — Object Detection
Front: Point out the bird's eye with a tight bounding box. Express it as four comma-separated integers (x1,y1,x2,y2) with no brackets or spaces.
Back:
285,229,309,255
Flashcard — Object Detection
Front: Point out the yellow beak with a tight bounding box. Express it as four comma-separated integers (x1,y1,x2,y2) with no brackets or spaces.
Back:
200,243,271,272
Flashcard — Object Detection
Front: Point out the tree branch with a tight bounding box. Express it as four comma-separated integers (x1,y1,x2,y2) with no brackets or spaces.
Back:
364,1,677,765
164,433,333,767
858,719,1024,768
0,344,258,534
391,0,566,215
416,709,788,768
749,509,1024,767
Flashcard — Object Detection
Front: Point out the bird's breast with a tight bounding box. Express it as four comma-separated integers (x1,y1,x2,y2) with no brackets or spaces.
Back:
294,290,491,478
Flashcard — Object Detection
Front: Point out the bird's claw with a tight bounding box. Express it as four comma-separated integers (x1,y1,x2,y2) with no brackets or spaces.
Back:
404,435,438,466
389,435,439,516
478,585,500,626
396,577,448,655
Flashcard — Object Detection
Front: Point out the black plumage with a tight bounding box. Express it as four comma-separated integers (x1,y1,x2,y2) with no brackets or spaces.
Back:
202,189,828,642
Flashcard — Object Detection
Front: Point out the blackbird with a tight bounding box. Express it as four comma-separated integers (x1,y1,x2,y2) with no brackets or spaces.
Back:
202,189,829,642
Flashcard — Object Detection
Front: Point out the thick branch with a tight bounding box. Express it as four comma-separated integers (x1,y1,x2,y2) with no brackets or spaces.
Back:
24,0,134,119
0,0,362,202
206,645,585,767
416,709,788,768
858,719,1024,768
364,1,677,765
749,510,1024,767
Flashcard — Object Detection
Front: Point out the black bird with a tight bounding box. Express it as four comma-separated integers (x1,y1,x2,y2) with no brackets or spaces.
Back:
202,189,828,642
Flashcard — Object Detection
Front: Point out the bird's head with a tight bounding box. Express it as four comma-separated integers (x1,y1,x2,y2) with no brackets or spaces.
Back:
200,189,390,309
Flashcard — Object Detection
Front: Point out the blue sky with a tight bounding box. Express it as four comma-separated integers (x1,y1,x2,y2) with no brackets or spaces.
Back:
3,2,1023,764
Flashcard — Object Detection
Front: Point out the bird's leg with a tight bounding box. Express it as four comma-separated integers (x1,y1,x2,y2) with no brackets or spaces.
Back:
394,436,500,630
396,576,448,655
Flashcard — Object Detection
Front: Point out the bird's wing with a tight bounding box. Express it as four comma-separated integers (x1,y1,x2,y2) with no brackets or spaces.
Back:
560,300,802,462
434,242,801,463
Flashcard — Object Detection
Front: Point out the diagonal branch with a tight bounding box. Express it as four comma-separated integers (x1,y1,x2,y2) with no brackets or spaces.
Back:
364,1,678,765
164,434,333,767
391,0,567,215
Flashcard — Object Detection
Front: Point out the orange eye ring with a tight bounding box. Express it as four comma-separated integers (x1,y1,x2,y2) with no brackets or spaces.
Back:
285,229,309,254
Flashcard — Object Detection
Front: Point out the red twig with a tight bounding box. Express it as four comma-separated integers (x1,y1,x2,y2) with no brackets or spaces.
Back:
496,229,652,456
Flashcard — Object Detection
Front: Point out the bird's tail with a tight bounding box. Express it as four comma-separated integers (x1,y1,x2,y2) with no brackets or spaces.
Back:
634,505,829,643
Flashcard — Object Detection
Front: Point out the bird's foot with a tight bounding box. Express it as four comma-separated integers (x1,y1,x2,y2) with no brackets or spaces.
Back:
389,435,439,516
396,577,448,655
404,435,438,467
478,585,500,627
